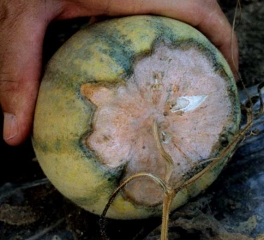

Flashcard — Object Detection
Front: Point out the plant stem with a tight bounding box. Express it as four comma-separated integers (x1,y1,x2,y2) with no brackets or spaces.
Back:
161,187,175,240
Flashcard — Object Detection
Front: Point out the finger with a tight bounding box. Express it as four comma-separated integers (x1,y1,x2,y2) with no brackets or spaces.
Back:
195,2,239,77
147,0,239,75
88,16,113,25
0,1,62,145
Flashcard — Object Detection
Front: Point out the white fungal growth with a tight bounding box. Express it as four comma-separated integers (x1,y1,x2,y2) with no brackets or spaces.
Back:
81,43,234,205
170,95,208,113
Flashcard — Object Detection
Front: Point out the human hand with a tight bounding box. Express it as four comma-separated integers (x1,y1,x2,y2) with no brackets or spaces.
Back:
0,0,238,146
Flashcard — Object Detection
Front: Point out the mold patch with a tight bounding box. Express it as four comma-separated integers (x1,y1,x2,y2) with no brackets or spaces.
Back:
80,42,235,206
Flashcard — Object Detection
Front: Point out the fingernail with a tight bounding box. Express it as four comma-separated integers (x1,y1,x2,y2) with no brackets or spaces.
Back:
3,112,18,141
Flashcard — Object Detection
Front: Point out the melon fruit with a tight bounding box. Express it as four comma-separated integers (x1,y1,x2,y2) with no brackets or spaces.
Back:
32,15,241,219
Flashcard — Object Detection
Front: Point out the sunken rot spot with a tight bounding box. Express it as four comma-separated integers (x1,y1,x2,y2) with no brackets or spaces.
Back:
81,43,235,206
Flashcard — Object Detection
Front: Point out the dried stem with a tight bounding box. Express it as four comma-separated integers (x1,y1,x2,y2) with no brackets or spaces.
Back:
99,173,168,239
153,119,174,185
161,187,175,240
153,119,177,239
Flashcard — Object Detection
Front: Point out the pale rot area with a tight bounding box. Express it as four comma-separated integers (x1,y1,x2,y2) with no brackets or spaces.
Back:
81,43,234,206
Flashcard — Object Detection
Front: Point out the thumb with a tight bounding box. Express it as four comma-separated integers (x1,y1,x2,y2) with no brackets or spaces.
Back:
0,2,61,145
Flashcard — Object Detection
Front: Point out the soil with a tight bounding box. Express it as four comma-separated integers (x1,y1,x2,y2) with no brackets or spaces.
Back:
0,1,264,239
221,0,264,88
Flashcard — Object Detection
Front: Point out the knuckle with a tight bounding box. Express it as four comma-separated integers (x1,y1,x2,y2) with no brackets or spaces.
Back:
0,74,19,93
0,0,28,25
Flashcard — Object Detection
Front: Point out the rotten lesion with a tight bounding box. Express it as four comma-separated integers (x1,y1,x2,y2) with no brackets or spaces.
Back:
80,44,236,202
80,43,241,237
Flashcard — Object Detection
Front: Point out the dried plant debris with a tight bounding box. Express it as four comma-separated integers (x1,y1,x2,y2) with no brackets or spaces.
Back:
225,2,264,87
144,200,254,240
0,204,40,225
256,235,264,240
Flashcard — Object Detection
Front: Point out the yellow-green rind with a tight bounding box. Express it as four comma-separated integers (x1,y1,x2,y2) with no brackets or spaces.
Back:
32,15,240,219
